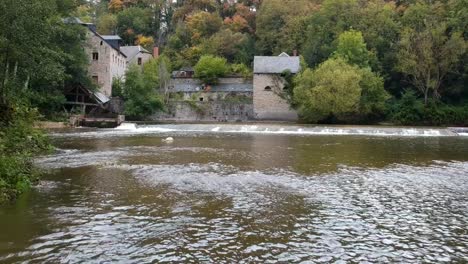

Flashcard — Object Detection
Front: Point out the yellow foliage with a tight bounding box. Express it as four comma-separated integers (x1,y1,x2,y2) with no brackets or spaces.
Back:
136,35,155,51
109,0,124,13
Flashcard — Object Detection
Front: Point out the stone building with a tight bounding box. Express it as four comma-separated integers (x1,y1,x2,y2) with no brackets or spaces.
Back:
253,53,300,121
120,46,153,68
151,76,254,122
84,26,127,97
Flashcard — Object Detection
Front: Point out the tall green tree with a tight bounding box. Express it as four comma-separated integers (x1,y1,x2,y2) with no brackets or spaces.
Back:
294,58,362,123
397,2,466,104
123,64,164,120
333,30,372,69
256,0,315,55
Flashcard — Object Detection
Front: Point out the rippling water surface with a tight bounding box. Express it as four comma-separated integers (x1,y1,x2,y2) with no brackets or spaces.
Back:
1,125,468,263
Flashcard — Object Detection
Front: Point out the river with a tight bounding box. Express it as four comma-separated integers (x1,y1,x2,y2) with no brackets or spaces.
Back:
1,124,467,263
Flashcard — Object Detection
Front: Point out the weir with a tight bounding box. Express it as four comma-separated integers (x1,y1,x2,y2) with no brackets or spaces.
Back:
114,123,463,137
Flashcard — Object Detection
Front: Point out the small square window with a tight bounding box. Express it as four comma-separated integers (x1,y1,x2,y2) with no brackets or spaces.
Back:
199,97,204,102
92,52,99,61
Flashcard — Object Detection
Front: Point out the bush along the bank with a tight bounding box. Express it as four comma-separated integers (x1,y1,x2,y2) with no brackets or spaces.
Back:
0,104,52,203
388,91,468,126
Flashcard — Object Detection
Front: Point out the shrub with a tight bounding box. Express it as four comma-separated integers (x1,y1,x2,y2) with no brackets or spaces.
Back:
230,63,252,79
194,55,228,84
389,90,468,126
0,104,52,203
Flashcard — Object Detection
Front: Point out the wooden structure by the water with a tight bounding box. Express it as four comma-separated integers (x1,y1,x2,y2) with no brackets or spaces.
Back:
64,85,108,115
65,85,125,128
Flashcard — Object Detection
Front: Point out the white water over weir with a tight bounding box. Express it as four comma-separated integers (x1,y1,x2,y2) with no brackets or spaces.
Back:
113,123,464,137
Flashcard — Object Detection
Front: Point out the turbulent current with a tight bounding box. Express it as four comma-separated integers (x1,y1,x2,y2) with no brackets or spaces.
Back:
1,124,467,263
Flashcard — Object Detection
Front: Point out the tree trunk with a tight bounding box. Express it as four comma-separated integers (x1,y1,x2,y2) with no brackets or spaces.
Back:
424,89,428,105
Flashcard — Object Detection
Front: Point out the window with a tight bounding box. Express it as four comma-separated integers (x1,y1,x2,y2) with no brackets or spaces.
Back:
92,52,99,61
264,86,272,91
92,75,98,83
199,97,204,102
100,41,103,46
137,57,142,65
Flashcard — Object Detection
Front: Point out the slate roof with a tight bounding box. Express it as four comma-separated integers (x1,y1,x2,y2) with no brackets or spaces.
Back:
101,35,122,40
253,55,300,74
120,46,151,62
63,18,127,58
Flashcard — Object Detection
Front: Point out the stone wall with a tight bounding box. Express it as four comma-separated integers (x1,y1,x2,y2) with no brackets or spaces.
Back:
253,74,298,121
109,97,124,114
86,31,127,96
128,52,153,68
151,101,254,122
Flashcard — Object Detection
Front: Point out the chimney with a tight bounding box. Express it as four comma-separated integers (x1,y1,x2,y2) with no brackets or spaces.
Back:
293,50,298,57
153,47,159,58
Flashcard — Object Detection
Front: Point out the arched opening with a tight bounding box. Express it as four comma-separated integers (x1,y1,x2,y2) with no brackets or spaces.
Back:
264,86,272,91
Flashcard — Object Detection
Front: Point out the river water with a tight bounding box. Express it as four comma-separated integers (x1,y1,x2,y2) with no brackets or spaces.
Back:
1,124,467,263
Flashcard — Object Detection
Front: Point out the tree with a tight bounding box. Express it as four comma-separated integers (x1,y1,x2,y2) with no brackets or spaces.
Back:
293,58,362,123
123,64,164,120
358,68,389,119
97,13,117,35
396,24,466,104
109,0,124,13
194,55,228,84
116,7,154,45
333,30,372,68
256,0,315,55
136,35,155,51
200,29,248,62
301,0,360,66
0,0,90,114
186,11,222,42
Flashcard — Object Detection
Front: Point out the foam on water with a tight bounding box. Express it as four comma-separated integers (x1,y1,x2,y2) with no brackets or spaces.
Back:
53,123,461,138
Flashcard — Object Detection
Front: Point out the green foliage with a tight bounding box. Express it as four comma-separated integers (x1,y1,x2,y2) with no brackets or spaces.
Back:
194,55,228,84
122,64,164,120
334,30,372,68
112,77,124,97
294,58,362,123
256,0,314,55
396,19,466,104
0,0,91,118
294,57,389,123
0,104,52,203
389,90,468,126
230,63,252,79
358,68,389,119
117,7,154,45
97,13,118,34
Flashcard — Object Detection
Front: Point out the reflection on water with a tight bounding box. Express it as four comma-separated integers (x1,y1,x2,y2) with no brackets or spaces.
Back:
1,130,468,263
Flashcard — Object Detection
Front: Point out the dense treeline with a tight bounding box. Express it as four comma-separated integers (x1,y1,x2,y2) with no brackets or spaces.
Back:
0,0,90,202
82,0,467,125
